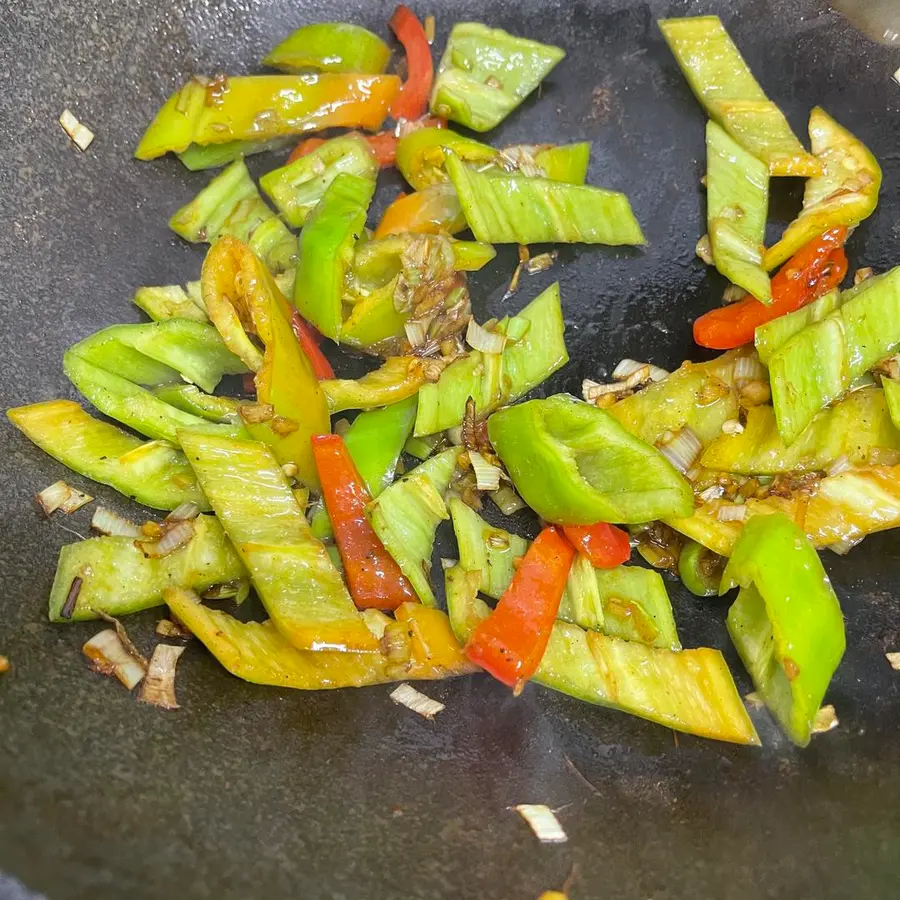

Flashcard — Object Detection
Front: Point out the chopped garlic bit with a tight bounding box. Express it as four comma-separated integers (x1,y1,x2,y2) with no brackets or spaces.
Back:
139,644,185,710
811,704,839,734
59,108,95,151
894,66,900,87
514,804,568,843
721,419,744,435
744,692,764,708
885,651,900,671
389,682,444,719
36,480,93,516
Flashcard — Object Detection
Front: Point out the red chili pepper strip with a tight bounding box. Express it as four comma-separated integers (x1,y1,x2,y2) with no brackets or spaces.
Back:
311,434,419,611
563,523,631,569
388,5,434,121
693,227,849,350
465,527,575,691
286,136,326,165
291,311,334,380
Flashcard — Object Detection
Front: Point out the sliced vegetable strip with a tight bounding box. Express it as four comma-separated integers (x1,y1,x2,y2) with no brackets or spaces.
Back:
705,121,770,303
764,108,881,271
366,448,459,607
562,523,631,569
375,184,466,237
290,312,334,380
446,566,758,744
465,527,575,690
166,588,474,690
179,431,377,652
176,136,294,172
769,266,900,443
48,516,245,621
134,281,207,324
389,5,434,121
446,154,645,245
322,356,427,413
755,285,843,365
430,23,565,132
135,74,401,159
7,400,207,511
695,229,848,350
168,159,297,273
722,513,845,746
488,396,693,525
659,16,818,177
202,237,330,487
264,23,391,74
312,434,418,611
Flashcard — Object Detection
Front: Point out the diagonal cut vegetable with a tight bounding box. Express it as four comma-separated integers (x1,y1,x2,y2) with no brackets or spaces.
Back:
764,107,882,271
700,386,900,475
153,385,242,424
722,513,845,746
445,565,759,745
166,588,474,689
366,448,459,607
48,516,245,621
176,136,295,172
322,356,427,414
260,133,377,228
754,288,842,365
706,121,771,303
135,74,400,160
449,498,680,649
179,430,377,652
134,281,207,323
263,23,391,74
488,395,694,525
769,266,900,444
8,400,208,511
659,16,819,177
446,153,645,245
430,23,565,132
294,172,375,341
169,160,297,274
415,282,567,435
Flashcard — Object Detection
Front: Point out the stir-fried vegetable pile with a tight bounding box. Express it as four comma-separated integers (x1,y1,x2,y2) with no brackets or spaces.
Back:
9,10,895,748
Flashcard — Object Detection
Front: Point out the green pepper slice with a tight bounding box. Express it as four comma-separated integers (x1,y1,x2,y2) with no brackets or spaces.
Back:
488,395,694,525
722,513,845,746
430,23,565,132
264,23,391,74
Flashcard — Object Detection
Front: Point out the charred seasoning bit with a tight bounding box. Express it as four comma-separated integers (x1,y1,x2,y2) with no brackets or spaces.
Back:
60,576,84,620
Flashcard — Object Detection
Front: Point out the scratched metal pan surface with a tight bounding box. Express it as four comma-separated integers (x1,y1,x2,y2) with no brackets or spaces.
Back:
1,0,900,898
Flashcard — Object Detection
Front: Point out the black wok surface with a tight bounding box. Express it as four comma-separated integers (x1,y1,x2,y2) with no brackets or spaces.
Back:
2,1,900,897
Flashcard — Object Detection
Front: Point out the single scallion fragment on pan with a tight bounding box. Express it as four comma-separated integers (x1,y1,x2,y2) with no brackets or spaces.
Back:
366,448,460,608
7,400,208,511
168,159,297,274
59,108,95,151
48,514,245,621
138,644,185,710
135,74,400,160
260,134,377,228
430,23,565,132
446,153,645,245
513,805,568,844
705,121,771,303
36,480,93,516
83,629,147,690
389,682,445,719
263,23,391,74
658,16,819,176
445,564,759,744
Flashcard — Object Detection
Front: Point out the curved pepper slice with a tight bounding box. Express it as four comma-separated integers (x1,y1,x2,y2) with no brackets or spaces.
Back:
395,127,499,190
465,527,574,690
135,74,401,160
312,434,418,611
202,237,329,487
263,23,391,74
389,5,434,121
294,172,375,341
488,395,693,525
722,513,845,746
695,228,848,350
763,107,881,271
678,540,723,597
562,523,631,569
322,357,427,413
430,23,565,132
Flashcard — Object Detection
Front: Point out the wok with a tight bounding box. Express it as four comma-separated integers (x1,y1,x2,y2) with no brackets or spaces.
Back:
2,1,899,897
